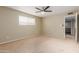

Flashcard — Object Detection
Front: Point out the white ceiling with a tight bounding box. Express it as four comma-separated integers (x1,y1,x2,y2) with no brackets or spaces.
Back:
7,6,79,17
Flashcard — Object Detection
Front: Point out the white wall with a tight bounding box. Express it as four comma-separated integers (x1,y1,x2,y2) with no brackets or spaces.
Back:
0,7,41,43
42,14,66,39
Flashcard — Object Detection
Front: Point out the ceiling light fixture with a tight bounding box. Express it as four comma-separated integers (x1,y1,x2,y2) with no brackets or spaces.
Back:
41,11,46,15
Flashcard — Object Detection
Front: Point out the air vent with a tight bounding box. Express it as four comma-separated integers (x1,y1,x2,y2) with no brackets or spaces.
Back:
68,12,73,15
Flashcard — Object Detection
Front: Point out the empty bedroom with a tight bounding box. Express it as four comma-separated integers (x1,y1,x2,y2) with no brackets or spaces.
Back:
0,6,79,53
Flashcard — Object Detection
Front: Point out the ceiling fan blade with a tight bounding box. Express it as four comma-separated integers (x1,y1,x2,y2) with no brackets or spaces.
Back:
44,6,50,11
45,10,52,12
35,7,42,11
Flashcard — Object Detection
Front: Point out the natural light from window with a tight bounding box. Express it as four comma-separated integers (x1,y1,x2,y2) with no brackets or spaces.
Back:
19,16,35,25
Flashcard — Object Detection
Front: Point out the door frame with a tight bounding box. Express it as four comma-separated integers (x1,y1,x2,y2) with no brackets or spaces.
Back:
64,15,76,39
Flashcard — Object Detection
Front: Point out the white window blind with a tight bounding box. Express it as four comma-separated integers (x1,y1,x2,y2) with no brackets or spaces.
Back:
19,16,35,25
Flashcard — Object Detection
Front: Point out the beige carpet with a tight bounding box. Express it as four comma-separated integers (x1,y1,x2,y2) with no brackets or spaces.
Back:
0,36,79,53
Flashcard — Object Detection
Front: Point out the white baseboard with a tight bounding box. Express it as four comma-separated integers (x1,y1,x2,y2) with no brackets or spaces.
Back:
0,35,39,45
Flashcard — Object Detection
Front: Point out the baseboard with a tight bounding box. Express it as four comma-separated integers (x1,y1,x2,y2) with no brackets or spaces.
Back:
0,35,39,45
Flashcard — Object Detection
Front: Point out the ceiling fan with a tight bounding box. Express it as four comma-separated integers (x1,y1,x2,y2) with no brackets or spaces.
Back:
35,6,52,13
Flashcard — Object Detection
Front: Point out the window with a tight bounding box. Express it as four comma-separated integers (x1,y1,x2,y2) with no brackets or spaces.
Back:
19,16,35,25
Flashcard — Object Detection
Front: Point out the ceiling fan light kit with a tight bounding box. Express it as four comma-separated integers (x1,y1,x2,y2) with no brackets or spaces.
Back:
41,12,46,15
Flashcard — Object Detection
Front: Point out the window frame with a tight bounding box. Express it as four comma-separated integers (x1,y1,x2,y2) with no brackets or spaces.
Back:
19,16,36,25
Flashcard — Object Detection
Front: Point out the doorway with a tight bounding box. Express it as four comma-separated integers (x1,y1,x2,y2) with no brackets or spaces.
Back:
65,15,75,39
